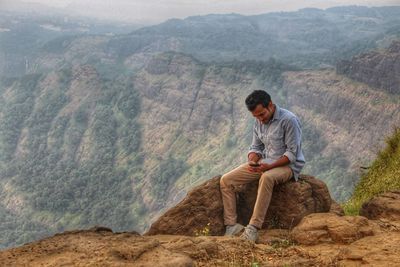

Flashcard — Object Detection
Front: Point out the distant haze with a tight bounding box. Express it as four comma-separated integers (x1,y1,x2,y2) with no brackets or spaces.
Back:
2,0,399,24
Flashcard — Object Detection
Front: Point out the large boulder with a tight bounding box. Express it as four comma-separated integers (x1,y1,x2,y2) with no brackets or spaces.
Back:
360,190,400,221
146,174,332,236
146,176,225,236
238,174,332,229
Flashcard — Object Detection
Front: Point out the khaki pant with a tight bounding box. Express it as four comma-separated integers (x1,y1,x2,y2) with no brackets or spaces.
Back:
220,163,293,229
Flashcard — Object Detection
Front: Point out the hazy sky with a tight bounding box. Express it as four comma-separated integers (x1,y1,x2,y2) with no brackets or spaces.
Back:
8,0,400,24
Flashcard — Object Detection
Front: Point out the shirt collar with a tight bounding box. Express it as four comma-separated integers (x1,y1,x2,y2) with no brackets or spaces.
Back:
272,104,281,121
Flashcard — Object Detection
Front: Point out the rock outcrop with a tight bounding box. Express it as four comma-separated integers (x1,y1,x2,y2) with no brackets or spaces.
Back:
338,232,400,266
146,174,333,236
0,227,195,267
337,40,400,94
291,213,378,245
360,190,400,221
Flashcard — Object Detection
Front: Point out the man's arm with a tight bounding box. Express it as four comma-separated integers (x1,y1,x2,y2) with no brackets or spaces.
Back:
266,155,290,169
247,123,264,163
282,116,302,164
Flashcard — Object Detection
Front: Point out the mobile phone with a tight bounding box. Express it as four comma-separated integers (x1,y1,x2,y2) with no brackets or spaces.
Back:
249,163,260,167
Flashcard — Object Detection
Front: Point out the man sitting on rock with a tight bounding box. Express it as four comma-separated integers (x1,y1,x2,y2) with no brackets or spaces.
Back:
220,90,306,242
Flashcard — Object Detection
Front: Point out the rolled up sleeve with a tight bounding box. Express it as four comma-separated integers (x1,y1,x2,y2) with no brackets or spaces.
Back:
283,117,302,163
248,124,264,158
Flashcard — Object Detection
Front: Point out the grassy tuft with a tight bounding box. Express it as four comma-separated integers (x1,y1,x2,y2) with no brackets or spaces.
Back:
343,128,400,215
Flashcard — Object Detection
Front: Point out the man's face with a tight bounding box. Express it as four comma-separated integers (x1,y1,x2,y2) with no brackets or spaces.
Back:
251,102,274,124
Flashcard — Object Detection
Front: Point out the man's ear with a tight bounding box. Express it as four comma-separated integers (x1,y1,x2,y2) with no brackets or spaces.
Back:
267,101,273,111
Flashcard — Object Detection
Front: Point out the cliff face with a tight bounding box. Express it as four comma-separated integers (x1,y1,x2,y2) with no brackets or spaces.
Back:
337,40,400,94
284,69,400,164
282,69,400,200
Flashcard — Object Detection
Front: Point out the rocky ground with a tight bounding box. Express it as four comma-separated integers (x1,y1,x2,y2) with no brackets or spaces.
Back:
1,216,399,266
1,179,399,266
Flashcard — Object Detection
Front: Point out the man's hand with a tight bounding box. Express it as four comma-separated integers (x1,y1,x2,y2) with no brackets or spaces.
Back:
248,163,272,173
248,152,261,164
248,152,261,172
248,156,291,173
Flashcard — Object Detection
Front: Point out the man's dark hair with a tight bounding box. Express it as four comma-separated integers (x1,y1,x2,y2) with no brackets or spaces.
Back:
245,90,271,111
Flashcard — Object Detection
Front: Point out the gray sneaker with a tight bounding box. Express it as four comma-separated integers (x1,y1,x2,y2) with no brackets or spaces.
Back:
240,225,258,242
224,223,244,236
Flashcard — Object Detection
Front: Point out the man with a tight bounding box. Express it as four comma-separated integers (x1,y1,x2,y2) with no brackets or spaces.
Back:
220,90,305,242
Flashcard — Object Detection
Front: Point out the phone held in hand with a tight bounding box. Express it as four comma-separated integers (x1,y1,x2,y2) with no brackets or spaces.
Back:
249,162,260,167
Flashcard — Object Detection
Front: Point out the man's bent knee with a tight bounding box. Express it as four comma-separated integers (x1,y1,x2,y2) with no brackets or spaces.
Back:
220,167,240,187
220,174,230,188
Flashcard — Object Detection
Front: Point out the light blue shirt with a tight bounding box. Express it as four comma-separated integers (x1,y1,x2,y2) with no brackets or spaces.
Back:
248,105,306,181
